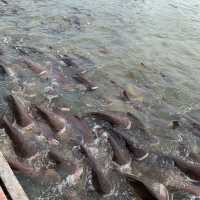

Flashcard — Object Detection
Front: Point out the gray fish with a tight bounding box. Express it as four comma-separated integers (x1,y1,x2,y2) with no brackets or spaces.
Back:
0,49,3,55
0,60,12,77
15,46,44,56
0,0,8,5
60,55,79,68
0,62,7,77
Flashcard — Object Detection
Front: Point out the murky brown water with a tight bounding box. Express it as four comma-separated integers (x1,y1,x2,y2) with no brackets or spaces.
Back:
1,0,200,199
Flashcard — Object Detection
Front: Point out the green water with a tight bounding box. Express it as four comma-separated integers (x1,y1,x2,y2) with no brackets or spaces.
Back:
0,0,200,199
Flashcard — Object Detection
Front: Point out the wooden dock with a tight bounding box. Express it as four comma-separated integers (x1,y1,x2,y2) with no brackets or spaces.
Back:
0,152,29,200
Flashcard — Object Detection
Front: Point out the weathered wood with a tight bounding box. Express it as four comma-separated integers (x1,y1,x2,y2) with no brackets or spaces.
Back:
0,152,29,200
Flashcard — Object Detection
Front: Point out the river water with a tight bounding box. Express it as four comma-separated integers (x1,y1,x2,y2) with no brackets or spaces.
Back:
0,0,200,199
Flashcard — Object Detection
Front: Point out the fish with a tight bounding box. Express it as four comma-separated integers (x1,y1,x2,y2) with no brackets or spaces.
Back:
35,106,66,133
7,158,40,177
7,157,61,183
48,149,76,174
0,62,7,77
125,173,169,200
168,180,200,197
73,73,98,91
171,156,200,181
14,46,44,56
68,116,94,144
120,89,131,102
127,112,146,131
108,130,131,165
117,156,200,197
22,58,48,76
88,111,132,130
81,143,113,194
2,116,38,158
60,55,79,68
0,0,8,5
6,95,33,127
36,121,56,142
108,128,149,161
0,60,14,77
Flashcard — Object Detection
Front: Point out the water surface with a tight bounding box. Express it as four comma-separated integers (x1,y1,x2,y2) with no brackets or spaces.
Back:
0,0,200,199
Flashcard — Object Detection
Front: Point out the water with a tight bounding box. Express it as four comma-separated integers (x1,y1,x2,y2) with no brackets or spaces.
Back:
1,0,200,199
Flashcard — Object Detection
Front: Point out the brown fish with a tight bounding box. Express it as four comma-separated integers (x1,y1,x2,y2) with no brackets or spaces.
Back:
88,111,132,129
68,116,94,144
125,173,169,200
73,73,98,91
7,158,40,177
120,89,130,102
22,58,47,76
81,144,113,194
108,128,149,161
36,106,66,133
8,158,61,183
172,156,200,181
127,112,146,131
168,181,200,197
37,121,56,141
48,149,76,174
2,116,38,158
108,130,131,165
6,95,33,127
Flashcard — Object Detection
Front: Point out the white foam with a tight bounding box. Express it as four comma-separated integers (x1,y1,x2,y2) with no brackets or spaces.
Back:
136,152,149,161
91,86,98,90
39,70,48,76
119,160,132,173
126,120,132,129
66,167,83,186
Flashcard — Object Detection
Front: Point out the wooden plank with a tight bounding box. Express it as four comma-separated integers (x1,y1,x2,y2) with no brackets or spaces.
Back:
0,187,7,200
0,152,29,200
